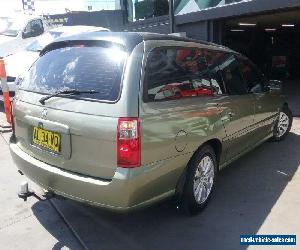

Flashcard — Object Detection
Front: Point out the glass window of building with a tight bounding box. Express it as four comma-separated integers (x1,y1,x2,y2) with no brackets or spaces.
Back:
126,0,169,22
174,0,245,15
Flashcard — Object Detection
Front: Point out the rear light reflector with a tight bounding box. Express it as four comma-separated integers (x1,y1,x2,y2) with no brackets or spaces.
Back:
117,118,141,168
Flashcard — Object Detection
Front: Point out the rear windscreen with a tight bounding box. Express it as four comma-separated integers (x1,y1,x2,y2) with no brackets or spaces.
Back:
20,44,127,102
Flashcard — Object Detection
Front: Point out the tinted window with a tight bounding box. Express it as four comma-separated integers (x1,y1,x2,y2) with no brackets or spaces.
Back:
219,54,247,95
209,71,224,95
20,45,126,102
204,50,227,95
145,47,213,102
24,19,44,36
238,58,265,93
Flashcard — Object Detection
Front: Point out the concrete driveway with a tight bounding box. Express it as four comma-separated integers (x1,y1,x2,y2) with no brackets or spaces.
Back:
0,109,299,250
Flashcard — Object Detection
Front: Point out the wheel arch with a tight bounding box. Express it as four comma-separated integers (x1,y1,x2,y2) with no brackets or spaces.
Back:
204,138,222,167
283,102,289,108
175,138,223,199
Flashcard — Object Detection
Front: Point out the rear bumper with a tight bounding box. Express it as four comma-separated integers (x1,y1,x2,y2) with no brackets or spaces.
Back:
9,142,175,212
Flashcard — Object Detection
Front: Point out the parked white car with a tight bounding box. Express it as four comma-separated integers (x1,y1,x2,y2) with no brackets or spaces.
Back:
0,14,50,58
0,25,109,101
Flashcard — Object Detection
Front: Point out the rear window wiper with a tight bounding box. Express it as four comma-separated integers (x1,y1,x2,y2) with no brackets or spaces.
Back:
39,89,99,105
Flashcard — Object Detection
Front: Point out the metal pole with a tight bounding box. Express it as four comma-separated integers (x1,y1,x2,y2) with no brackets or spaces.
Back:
169,0,174,33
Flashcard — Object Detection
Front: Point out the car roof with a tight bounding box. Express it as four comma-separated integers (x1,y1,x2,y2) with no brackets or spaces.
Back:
0,13,42,21
41,31,234,55
48,25,109,33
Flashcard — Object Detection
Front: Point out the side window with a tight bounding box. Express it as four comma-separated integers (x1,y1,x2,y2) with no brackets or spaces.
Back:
238,58,266,93
24,19,44,37
204,50,227,95
219,54,247,95
144,47,212,102
209,71,225,95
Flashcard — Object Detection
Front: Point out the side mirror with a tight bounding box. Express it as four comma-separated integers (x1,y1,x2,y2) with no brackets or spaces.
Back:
22,26,43,39
267,80,282,94
22,30,34,39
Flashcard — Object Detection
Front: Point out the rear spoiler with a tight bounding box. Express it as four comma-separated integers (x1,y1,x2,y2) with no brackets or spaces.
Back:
40,40,127,57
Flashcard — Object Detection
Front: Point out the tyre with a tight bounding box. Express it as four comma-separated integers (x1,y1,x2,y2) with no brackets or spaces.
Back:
178,145,217,215
273,106,293,141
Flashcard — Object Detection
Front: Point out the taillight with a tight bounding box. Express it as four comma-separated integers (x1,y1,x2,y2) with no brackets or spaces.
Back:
117,118,141,168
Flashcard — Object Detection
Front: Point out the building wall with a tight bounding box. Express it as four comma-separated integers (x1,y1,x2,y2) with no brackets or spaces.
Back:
46,0,300,44
177,21,208,40
174,0,300,44
120,0,300,43
176,20,223,44
176,0,300,24
47,10,125,31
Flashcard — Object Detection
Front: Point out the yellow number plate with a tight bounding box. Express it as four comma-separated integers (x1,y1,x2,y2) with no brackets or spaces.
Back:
32,127,61,153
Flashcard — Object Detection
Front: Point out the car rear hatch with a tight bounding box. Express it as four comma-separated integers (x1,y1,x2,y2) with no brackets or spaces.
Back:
12,38,141,180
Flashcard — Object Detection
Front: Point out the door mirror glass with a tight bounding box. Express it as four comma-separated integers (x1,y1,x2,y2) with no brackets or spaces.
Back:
22,30,33,39
22,20,44,39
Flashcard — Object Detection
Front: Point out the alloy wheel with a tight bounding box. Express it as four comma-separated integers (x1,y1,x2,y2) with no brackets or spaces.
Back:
193,155,215,204
277,112,290,138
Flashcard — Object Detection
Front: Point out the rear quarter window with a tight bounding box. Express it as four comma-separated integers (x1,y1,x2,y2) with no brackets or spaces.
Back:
20,44,127,102
144,47,215,102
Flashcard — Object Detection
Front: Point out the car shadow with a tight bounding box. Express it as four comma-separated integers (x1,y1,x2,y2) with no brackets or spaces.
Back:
31,131,300,250
282,79,300,117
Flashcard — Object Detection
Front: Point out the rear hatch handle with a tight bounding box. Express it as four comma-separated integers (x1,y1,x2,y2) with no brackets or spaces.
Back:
39,89,99,105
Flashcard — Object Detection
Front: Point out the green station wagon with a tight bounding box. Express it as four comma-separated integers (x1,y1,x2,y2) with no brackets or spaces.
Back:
10,32,292,214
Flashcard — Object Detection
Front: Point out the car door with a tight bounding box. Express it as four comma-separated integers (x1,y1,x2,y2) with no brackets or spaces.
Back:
238,57,280,142
212,52,256,161
140,44,226,187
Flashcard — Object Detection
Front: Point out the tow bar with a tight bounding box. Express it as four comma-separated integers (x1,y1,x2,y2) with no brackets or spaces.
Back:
18,181,54,202
17,181,89,249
